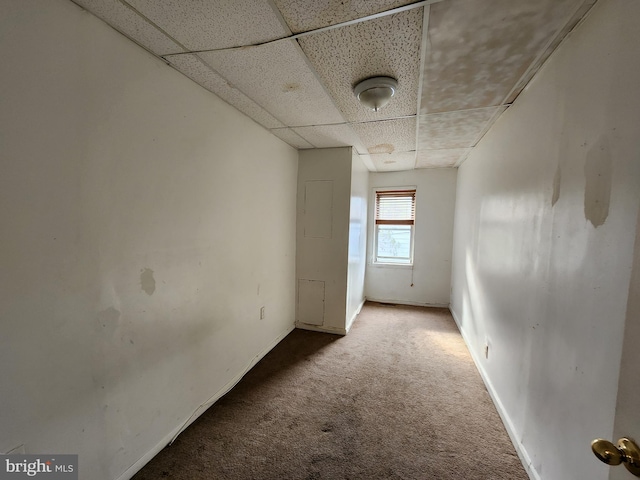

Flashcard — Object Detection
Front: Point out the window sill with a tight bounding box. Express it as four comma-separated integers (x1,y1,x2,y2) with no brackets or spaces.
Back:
369,262,413,269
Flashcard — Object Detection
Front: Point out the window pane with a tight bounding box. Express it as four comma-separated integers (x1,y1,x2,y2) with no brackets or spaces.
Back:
376,225,411,263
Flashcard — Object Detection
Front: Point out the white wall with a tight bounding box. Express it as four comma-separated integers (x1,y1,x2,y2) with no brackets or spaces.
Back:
450,1,640,479
296,148,352,333
0,2,298,479
345,152,369,331
365,169,457,306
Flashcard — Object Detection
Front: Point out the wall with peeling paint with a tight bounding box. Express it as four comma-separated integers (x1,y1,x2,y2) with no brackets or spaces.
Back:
365,169,457,306
0,2,297,480
450,1,640,479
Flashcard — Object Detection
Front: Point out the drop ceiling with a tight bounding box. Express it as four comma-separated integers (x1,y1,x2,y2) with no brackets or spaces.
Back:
70,0,597,171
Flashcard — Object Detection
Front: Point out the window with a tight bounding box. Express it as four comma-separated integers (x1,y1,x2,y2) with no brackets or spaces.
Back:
374,189,416,264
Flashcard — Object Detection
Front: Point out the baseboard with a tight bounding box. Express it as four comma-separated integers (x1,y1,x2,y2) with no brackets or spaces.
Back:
295,322,348,335
449,307,539,480
365,297,449,308
345,299,366,333
115,323,295,480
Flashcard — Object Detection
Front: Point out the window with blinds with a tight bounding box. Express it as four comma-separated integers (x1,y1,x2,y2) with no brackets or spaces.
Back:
374,189,416,264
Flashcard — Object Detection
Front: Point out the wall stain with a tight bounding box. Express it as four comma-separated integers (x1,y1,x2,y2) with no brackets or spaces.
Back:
140,268,156,296
552,163,561,207
97,307,121,327
584,136,612,228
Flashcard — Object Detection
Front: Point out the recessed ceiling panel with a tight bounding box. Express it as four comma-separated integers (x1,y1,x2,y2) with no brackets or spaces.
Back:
166,54,285,129
198,40,345,127
421,0,582,114
418,107,502,150
350,118,416,155
73,0,185,55
293,124,367,151
273,0,418,33
369,151,417,172
125,0,290,51
270,128,314,149
298,9,423,123
415,148,470,168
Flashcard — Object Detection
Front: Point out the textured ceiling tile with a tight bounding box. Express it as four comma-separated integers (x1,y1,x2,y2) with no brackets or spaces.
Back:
504,0,597,104
421,0,582,113
415,148,470,168
273,0,417,33
125,0,290,51
167,54,285,129
418,107,501,150
350,118,416,155
298,9,423,123
74,0,185,55
369,151,416,172
293,124,367,151
270,128,314,149
198,40,345,127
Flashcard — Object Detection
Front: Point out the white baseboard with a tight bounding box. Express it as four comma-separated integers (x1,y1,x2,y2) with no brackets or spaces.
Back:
449,307,539,480
295,322,347,335
115,323,295,480
366,297,449,308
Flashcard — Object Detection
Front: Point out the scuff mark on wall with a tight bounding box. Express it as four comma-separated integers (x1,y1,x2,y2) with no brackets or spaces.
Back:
584,136,612,228
140,268,156,295
97,307,121,326
552,163,561,207
97,307,121,338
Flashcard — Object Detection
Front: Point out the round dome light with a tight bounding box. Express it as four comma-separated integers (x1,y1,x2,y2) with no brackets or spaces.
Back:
353,76,398,112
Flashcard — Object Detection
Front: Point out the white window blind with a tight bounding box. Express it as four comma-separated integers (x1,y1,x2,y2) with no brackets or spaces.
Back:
375,190,416,225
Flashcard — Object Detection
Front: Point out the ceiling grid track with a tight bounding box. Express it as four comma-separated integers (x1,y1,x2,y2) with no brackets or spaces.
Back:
71,0,601,171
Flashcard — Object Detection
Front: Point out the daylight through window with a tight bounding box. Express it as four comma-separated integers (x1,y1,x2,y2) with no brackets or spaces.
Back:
374,189,416,264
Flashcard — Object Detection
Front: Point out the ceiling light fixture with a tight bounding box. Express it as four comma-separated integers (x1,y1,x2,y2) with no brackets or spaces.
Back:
354,76,398,112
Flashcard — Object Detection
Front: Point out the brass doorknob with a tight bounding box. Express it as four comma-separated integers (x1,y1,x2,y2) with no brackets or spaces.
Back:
592,438,640,477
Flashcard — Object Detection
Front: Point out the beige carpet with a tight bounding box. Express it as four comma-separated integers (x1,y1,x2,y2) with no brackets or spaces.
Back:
132,303,528,479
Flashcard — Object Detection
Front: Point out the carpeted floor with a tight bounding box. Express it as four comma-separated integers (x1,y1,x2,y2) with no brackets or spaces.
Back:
132,303,528,479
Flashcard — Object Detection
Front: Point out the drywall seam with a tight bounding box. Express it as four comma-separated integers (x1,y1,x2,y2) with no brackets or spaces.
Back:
449,307,540,480
115,323,295,480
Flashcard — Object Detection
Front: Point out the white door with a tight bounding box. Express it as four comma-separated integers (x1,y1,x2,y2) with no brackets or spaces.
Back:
606,212,640,480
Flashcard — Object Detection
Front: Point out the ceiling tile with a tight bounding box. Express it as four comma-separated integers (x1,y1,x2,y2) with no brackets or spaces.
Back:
74,0,185,55
415,148,470,168
125,0,290,51
504,0,597,104
418,107,503,150
369,151,416,172
270,128,314,149
198,40,345,127
298,8,423,123
350,118,416,155
273,0,418,33
421,0,583,114
293,124,367,151
166,54,285,129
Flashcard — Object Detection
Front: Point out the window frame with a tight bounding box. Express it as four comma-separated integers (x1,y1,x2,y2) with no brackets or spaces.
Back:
372,187,417,266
